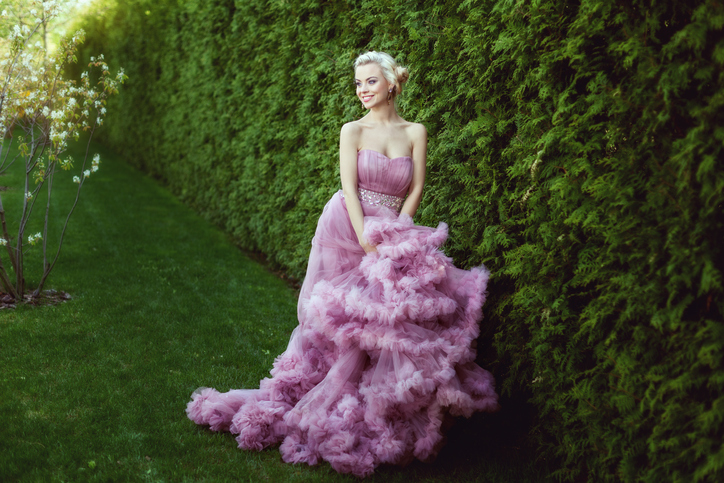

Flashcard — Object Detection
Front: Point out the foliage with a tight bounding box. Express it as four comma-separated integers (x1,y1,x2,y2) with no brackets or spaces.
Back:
0,0,126,300
75,0,724,480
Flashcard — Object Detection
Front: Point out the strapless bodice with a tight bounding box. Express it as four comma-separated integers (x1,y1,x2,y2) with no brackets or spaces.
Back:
357,149,413,198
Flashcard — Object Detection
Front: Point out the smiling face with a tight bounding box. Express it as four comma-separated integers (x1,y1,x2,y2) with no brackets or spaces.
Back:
355,63,392,109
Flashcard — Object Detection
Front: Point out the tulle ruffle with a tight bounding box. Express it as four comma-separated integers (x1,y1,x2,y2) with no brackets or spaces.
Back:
187,200,498,477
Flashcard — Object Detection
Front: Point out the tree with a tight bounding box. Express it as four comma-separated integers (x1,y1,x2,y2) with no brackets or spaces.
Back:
0,0,125,301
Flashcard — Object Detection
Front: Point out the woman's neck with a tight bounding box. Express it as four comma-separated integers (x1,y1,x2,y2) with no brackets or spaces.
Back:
365,104,400,125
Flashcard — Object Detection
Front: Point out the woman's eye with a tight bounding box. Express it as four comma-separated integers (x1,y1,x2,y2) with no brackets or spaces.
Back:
369,80,376,84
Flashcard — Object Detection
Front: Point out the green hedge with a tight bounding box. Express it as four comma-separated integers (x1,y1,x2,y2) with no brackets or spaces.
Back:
75,0,724,480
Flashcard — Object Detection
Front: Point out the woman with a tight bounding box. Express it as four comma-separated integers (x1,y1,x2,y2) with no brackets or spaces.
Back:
186,51,499,477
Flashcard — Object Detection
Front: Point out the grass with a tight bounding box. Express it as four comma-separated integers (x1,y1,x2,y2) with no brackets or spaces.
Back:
0,138,547,482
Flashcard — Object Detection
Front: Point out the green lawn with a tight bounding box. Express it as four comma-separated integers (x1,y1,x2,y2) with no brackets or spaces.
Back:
0,139,546,482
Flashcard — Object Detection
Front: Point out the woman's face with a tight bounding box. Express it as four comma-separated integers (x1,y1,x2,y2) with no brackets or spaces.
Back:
355,63,391,109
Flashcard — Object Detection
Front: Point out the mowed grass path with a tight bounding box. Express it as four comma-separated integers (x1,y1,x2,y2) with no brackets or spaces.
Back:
0,140,545,482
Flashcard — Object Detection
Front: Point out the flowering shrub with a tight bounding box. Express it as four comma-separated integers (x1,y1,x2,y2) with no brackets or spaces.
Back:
0,0,125,300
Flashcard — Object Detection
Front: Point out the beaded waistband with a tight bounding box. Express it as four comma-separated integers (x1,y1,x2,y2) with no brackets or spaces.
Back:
341,188,404,212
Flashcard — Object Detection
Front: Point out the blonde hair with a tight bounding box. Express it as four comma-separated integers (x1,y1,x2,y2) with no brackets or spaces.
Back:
354,51,409,99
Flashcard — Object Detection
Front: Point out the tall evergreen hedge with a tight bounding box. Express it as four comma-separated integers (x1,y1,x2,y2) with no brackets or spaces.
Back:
75,0,724,480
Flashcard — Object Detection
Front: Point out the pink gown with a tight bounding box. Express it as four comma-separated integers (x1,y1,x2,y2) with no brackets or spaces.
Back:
186,149,499,477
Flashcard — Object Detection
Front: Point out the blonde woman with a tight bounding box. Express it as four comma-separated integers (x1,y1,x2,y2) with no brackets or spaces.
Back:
187,51,498,477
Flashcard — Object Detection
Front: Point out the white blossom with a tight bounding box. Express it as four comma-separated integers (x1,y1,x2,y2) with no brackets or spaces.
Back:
27,232,42,246
73,176,80,184
0,238,6,246
83,169,90,177
25,191,32,201
44,0,60,13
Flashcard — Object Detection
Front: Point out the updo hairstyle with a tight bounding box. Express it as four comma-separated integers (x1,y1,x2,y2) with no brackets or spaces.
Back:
354,51,409,100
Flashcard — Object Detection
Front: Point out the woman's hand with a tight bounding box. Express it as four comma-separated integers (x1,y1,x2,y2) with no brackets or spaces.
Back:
359,238,378,254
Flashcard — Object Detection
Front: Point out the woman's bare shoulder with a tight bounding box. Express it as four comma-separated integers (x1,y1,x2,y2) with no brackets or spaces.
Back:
403,120,426,132
340,121,365,145
403,121,427,143
341,120,364,133
397,118,425,132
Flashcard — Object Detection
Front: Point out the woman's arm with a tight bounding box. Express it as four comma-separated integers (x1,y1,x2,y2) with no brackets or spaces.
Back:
339,123,376,253
400,123,427,217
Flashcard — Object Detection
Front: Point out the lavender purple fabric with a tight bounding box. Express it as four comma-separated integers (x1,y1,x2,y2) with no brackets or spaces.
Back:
186,149,499,477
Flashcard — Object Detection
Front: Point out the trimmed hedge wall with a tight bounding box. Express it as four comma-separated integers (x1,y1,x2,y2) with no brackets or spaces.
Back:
76,0,724,480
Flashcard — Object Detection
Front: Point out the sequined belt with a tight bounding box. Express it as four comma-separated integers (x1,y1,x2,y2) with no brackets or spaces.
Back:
341,188,404,212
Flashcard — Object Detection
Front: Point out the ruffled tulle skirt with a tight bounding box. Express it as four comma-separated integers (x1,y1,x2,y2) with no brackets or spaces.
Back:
186,192,498,477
